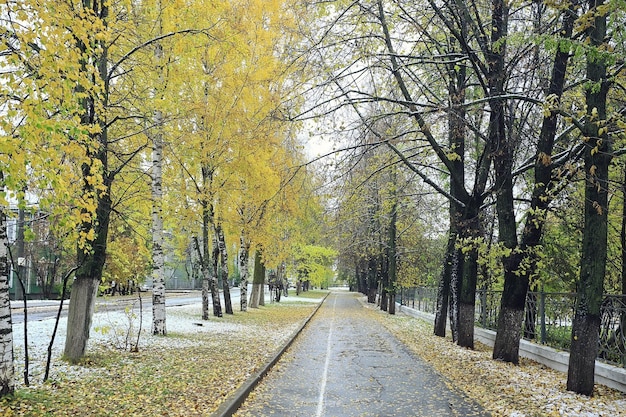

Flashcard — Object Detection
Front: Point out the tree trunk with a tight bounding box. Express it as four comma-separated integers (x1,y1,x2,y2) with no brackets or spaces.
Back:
192,235,211,320
249,250,264,308
355,262,362,294
0,199,15,397
622,165,626,297
201,167,221,318
567,0,611,395
435,232,456,337
63,0,114,362
64,180,112,361
64,277,100,362
239,233,250,312
216,224,233,314
452,199,481,349
63,0,112,362
493,300,525,359
357,260,367,295
524,290,537,340
493,2,575,365
366,256,377,303
210,225,223,317
259,270,265,306
387,172,398,315
434,270,449,337
388,294,396,315
435,29,468,339
484,0,530,364
568,312,601,395
209,265,221,317
201,262,210,320
617,165,626,342
457,243,477,348
379,255,388,312
151,93,166,335
15,206,25,301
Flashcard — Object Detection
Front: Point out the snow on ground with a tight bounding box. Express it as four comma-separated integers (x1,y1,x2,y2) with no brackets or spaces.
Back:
11,299,244,387
11,292,322,389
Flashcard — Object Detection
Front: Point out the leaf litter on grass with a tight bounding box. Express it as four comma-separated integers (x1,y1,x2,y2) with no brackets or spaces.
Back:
364,300,626,417
0,301,317,417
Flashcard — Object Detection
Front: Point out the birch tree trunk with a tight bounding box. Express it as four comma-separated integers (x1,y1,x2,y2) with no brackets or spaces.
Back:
210,223,232,314
192,236,210,320
201,263,210,320
239,233,250,312
216,224,233,314
151,100,166,335
201,167,222,318
207,228,221,318
0,199,15,397
150,13,167,335
211,227,221,314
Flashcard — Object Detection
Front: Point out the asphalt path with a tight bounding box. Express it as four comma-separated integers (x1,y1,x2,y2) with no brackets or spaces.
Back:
10,289,239,324
235,291,489,417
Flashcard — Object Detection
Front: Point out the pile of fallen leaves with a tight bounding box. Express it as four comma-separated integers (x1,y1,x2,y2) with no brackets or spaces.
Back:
0,298,318,417
366,302,626,417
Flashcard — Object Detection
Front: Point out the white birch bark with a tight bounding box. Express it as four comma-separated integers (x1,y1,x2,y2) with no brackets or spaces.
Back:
150,32,166,335
206,201,222,317
201,264,210,320
239,233,249,312
151,104,166,335
0,205,15,396
217,224,233,314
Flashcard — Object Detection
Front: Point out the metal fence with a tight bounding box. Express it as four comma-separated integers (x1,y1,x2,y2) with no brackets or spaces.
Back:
398,287,626,368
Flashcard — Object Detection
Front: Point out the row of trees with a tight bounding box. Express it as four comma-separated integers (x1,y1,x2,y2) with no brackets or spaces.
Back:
3,0,624,401
0,0,333,397
307,0,625,396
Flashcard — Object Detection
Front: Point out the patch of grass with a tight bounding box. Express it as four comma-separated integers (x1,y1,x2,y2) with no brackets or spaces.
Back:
289,289,328,300
64,349,122,368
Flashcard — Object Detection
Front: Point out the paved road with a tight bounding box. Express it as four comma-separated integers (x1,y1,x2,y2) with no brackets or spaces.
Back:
235,291,489,417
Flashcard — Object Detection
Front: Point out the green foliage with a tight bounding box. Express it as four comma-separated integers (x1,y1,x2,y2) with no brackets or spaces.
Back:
540,199,582,293
292,244,337,287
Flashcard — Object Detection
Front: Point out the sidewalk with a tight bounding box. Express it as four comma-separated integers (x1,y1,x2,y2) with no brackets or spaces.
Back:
235,291,489,417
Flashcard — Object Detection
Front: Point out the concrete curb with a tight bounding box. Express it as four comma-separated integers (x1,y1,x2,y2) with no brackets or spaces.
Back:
211,293,330,417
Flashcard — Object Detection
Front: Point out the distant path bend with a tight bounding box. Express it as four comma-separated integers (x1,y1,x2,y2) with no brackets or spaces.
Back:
236,290,489,417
